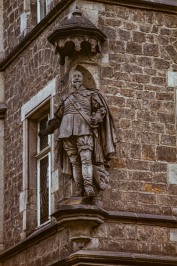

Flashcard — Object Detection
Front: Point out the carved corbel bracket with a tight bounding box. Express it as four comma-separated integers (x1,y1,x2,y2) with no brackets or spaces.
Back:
48,8,107,65
52,204,108,249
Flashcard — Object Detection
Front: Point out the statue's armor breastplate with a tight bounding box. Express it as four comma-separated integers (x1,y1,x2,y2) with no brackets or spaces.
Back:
63,92,91,115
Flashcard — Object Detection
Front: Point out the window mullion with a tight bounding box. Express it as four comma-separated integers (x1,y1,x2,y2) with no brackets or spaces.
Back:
37,0,41,23
37,159,41,227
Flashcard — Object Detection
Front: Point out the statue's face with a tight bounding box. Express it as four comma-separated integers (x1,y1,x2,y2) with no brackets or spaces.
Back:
71,71,83,89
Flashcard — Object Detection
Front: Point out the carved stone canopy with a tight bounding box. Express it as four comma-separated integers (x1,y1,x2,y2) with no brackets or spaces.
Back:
48,8,107,65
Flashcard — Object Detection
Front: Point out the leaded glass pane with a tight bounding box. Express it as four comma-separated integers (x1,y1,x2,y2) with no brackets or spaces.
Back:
39,156,49,224
39,116,48,151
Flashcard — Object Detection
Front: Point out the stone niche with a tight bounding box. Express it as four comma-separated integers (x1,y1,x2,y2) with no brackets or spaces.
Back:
48,6,109,250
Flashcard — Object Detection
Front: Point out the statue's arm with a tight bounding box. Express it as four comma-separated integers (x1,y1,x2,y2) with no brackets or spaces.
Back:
91,93,106,126
39,101,64,136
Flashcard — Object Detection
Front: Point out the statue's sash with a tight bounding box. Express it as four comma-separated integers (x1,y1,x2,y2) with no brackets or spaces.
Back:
68,94,98,137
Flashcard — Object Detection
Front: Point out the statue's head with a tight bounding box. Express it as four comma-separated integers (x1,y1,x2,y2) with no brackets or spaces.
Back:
71,70,83,89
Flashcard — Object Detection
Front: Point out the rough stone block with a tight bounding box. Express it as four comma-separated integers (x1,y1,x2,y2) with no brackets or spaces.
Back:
168,164,177,184
156,92,174,101
126,42,142,55
120,119,131,129
158,112,175,124
165,45,177,63
142,145,155,161
168,70,177,87
169,184,177,195
154,58,170,70
143,43,159,56
130,144,141,159
138,57,152,67
160,28,171,35
133,31,146,43
81,2,105,26
156,146,176,162
170,229,177,242
141,132,159,145
144,183,167,194
151,77,166,85
172,207,177,215
101,67,113,78
110,41,125,53
119,29,130,41
160,135,176,146
132,74,150,84
138,193,156,204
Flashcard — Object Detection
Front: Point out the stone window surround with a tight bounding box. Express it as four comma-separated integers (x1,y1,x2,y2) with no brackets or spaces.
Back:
0,72,5,253
36,113,52,226
37,0,52,23
21,0,53,34
20,78,57,236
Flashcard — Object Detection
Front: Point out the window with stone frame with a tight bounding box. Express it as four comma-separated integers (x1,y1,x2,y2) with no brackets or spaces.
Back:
27,100,52,229
21,79,56,236
37,0,48,22
23,0,51,29
37,114,52,226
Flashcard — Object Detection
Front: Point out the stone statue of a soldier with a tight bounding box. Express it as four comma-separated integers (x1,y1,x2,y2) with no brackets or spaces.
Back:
39,70,117,198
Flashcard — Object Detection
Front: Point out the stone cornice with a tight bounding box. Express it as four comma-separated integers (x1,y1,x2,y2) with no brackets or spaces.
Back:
89,0,177,12
52,250,177,266
108,210,177,227
0,0,177,71
0,223,59,262
0,210,177,262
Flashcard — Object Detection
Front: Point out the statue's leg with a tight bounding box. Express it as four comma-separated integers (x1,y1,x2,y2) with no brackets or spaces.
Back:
69,153,83,196
80,149,95,197
77,136,95,197
63,138,83,196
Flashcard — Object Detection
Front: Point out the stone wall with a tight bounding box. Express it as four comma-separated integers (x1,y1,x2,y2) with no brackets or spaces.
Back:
2,0,177,264
96,222,177,255
3,4,72,248
3,0,24,56
1,229,68,266
98,5,177,215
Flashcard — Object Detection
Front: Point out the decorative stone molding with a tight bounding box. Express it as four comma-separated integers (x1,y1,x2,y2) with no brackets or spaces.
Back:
1,210,177,262
48,8,107,65
52,250,177,266
52,202,108,248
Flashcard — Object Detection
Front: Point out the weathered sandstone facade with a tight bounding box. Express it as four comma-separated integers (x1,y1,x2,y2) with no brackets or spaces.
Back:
0,0,177,265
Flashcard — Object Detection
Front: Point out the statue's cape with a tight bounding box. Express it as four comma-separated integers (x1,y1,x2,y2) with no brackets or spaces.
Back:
57,89,118,175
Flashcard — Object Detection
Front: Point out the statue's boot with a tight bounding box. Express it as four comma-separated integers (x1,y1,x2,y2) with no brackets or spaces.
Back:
70,155,84,196
80,150,95,198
